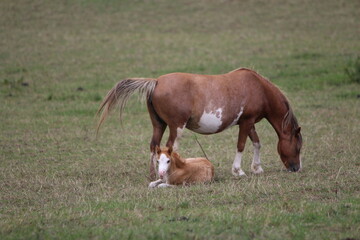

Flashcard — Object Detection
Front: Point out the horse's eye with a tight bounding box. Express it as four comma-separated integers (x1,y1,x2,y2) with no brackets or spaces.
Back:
157,160,159,163
167,160,170,163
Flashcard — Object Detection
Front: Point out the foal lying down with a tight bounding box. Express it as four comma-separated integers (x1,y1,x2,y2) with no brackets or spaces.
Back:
149,146,214,188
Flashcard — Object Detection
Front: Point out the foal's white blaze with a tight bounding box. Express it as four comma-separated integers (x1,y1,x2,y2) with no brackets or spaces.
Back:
158,153,171,178
196,108,223,134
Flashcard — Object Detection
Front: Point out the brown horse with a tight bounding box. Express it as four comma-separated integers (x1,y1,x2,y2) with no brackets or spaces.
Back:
97,68,302,180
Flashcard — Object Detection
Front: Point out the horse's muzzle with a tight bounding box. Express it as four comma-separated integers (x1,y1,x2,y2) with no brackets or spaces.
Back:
287,163,301,172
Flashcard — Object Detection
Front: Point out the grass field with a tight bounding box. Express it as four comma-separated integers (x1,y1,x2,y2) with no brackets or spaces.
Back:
1,0,360,239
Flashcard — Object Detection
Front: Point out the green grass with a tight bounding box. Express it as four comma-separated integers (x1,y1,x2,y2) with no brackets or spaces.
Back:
1,0,360,239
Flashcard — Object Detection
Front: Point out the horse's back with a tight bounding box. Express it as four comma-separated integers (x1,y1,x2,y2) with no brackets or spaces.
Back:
151,69,271,133
154,69,268,106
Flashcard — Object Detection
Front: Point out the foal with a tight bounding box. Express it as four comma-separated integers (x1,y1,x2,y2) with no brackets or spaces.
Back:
149,146,214,188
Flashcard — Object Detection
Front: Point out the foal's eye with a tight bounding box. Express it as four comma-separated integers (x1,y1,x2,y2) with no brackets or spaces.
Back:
167,160,170,163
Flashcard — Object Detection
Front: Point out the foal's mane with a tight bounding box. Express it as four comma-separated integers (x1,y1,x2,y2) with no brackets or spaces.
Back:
170,151,185,168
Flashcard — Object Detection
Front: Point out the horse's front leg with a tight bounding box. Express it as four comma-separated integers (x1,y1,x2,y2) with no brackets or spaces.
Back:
249,126,264,174
232,121,253,177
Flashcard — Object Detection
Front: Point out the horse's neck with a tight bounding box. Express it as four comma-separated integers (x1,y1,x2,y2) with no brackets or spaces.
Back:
265,87,293,140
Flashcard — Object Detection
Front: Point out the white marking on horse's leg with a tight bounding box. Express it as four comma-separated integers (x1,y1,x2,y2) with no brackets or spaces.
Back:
173,124,186,151
232,151,246,177
251,142,264,174
148,179,164,188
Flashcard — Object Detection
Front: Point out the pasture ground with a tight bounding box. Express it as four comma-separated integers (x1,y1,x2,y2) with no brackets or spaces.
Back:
1,0,359,239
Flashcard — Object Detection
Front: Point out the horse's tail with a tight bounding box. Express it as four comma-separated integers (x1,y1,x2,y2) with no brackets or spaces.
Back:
96,78,157,134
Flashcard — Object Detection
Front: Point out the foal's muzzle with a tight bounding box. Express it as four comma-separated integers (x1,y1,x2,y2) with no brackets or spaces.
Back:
159,171,166,179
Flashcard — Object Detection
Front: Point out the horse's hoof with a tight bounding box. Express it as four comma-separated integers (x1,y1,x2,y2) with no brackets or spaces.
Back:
232,167,247,177
251,165,264,174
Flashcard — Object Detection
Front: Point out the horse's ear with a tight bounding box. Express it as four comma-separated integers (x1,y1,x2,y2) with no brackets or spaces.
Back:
168,146,173,155
296,127,301,134
156,145,161,155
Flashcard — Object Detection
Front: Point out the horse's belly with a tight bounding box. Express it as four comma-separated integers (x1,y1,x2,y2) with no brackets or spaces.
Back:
188,108,225,134
187,107,243,134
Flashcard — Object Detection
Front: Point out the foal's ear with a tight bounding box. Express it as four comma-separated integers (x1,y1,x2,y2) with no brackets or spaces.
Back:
168,146,173,154
156,145,161,155
296,127,301,134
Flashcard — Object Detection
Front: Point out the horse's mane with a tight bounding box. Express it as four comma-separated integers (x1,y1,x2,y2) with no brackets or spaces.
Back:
282,102,298,131
282,101,302,150
233,67,302,147
237,68,299,135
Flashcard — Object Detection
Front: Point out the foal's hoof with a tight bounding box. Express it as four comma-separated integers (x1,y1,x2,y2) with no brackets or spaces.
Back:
251,165,264,174
148,181,158,188
158,183,172,188
232,167,247,177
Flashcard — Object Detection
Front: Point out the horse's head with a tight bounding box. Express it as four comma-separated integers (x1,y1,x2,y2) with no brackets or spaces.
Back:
156,146,173,179
278,127,302,172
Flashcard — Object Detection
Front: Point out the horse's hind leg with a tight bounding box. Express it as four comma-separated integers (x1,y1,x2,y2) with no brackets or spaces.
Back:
165,123,186,151
148,101,167,181
249,126,264,174
149,124,166,180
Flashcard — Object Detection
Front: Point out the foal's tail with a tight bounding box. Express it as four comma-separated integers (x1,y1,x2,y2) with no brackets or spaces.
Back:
96,78,157,134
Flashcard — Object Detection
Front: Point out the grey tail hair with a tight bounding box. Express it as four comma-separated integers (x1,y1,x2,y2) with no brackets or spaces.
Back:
96,78,157,135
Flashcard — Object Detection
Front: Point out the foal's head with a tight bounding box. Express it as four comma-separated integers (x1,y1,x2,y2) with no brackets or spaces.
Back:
156,146,185,178
156,146,173,179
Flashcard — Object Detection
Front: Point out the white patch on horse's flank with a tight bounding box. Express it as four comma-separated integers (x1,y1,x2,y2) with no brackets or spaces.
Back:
196,108,223,134
229,107,244,127
174,124,186,151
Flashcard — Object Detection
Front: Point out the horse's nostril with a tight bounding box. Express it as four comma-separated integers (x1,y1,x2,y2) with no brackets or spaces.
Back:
288,164,300,172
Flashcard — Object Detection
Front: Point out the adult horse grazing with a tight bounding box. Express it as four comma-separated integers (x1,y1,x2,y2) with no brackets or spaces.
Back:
148,146,214,188
97,68,302,180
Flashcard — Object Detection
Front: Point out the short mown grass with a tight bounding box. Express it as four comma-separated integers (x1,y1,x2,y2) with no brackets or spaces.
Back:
1,0,360,239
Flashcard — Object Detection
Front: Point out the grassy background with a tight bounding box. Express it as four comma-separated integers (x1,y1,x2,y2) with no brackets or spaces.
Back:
1,0,359,239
